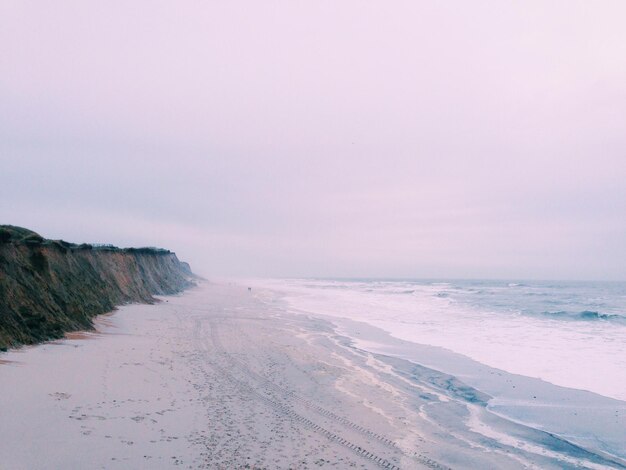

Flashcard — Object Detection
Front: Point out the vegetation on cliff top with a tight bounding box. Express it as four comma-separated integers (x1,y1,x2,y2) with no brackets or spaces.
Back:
0,225,172,254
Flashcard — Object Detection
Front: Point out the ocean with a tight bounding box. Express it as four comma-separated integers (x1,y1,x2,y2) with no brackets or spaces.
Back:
257,278,626,402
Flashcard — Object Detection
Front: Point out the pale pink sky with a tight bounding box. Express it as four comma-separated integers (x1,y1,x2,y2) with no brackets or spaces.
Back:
1,1,625,279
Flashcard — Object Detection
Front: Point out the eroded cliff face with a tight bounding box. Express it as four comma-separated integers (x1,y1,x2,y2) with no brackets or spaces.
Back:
0,226,194,349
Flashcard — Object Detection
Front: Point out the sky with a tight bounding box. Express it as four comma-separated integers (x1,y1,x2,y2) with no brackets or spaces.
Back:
1,1,625,280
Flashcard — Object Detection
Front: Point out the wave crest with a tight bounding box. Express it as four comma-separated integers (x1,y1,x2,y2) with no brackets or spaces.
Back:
541,310,624,322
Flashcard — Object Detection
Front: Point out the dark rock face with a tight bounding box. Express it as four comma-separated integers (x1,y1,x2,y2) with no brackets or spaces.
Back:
0,226,194,349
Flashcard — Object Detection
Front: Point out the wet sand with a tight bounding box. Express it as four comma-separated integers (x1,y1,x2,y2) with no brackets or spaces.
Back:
0,281,624,469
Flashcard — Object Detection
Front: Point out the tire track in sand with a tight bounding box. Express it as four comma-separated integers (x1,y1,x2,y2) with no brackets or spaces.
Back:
205,318,451,470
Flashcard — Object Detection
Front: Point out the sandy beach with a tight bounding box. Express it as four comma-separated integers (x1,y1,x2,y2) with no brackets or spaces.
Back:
1,281,624,470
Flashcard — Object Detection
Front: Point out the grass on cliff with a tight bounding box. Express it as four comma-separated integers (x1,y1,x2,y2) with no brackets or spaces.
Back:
0,225,171,255
0,225,42,242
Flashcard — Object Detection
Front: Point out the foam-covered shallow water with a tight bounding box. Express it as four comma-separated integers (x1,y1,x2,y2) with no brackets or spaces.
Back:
253,278,626,462
255,278,626,402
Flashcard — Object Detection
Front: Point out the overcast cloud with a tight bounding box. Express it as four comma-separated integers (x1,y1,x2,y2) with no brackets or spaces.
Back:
1,1,625,280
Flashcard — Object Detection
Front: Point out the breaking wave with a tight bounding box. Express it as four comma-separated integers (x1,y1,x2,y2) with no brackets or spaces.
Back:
541,310,625,322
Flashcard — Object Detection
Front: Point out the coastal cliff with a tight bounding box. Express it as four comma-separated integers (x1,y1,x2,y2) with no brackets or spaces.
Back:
0,225,194,350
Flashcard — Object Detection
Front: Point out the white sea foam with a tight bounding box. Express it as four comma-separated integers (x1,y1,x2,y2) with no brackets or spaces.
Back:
255,278,626,401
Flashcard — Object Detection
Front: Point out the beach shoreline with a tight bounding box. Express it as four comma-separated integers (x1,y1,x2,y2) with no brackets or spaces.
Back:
326,316,626,463
1,281,624,469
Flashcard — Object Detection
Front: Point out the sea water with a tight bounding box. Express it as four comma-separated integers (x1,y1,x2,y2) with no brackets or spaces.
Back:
258,278,626,402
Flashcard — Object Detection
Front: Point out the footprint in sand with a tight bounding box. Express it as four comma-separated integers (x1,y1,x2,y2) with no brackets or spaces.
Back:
50,392,72,400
